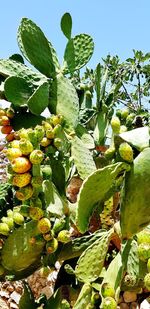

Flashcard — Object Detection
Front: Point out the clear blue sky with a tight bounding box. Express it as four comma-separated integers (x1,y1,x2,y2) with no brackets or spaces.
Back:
0,0,150,69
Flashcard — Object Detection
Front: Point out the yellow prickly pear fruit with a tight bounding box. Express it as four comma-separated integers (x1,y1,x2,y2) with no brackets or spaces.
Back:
12,172,31,188
29,150,44,165
9,140,20,149
46,238,58,254
46,129,55,139
29,207,44,220
12,157,32,173
50,114,64,126
119,142,133,163
18,128,28,139
13,212,24,225
1,217,14,229
147,258,150,273
15,185,33,201
0,223,10,236
6,148,22,161
57,230,71,243
37,218,51,234
7,209,13,218
101,283,115,298
110,116,120,134
0,109,6,117
40,137,51,147
19,139,33,155
103,297,117,309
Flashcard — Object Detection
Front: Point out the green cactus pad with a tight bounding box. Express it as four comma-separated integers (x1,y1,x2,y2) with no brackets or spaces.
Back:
121,147,150,239
63,34,94,73
75,231,111,283
0,59,46,87
11,112,44,130
73,283,93,309
27,81,49,115
19,282,36,309
102,253,122,292
49,74,79,131
61,13,72,40
43,180,66,217
76,162,130,233
18,18,57,77
71,136,96,180
4,76,32,106
119,127,149,151
75,124,95,149
93,111,108,145
1,220,45,273
126,240,139,278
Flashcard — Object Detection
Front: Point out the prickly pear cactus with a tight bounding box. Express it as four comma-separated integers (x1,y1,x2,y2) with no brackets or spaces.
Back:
73,283,93,309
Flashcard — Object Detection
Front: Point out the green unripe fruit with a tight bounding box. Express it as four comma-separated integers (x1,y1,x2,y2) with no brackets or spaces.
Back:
121,109,129,119
38,218,51,234
102,297,117,309
52,218,66,234
30,198,42,208
29,207,44,221
19,139,33,155
110,116,121,134
16,185,33,201
13,212,24,225
57,230,71,243
119,142,133,163
46,238,58,254
144,273,150,291
104,147,115,160
41,165,52,179
137,230,150,245
31,176,43,189
1,217,14,229
147,258,150,272
7,209,13,218
101,283,115,298
138,243,150,261
126,113,135,127
27,129,38,145
20,205,30,217
52,124,62,136
51,114,63,126
0,265,5,276
0,223,10,236
35,125,45,141
30,150,44,165
40,266,51,278
53,138,62,151
115,109,122,119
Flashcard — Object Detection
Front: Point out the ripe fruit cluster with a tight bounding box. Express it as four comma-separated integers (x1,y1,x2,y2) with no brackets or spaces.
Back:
0,107,15,142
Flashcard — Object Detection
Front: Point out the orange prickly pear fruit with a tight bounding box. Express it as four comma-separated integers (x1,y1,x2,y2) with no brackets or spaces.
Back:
37,218,51,234
29,150,44,164
0,115,10,126
12,157,32,173
15,185,33,201
6,148,22,161
29,207,44,220
6,132,15,142
46,238,58,254
19,139,33,155
12,172,31,188
1,125,13,134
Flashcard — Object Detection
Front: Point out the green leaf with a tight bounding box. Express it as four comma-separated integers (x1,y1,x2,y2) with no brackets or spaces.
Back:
43,180,65,217
75,231,111,283
61,13,72,40
119,127,149,151
18,18,57,77
63,34,94,73
49,74,79,132
1,221,45,273
75,124,95,149
4,76,33,106
76,162,130,233
71,136,96,180
12,111,44,131
27,82,49,115
19,282,37,309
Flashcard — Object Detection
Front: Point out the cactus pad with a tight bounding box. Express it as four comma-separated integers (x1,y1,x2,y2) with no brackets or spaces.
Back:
43,180,65,217
73,283,93,309
4,76,32,106
63,34,94,73
76,162,130,233
119,127,149,151
27,81,49,115
61,13,72,40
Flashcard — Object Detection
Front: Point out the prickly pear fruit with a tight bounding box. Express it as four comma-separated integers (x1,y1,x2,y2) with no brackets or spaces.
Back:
46,238,58,254
43,231,53,241
119,142,133,163
50,114,64,126
121,109,129,119
122,274,137,287
1,125,13,134
144,273,150,291
0,109,6,117
19,139,33,155
6,132,15,142
12,157,32,173
37,218,51,234
137,229,150,245
1,217,14,229
40,137,51,147
104,147,115,160
57,230,71,243
31,176,43,189
110,116,120,134
35,125,45,141
7,209,13,218
29,150,44,164
15,185,33,201
0,265,5,275
0,223,10,236
102,297,117,309
13,212,24,225
101,283,115,298
6,148,22,161
12,172,31,188
52,218,66,234
30,198,42,208
138,243,150,261
0,115,10,126
53,137,62,150
18,128,28,139
29,207,44,220
10,140,20,149
119,125,127,133
6,107,14,119
40,266,51,278
46,128,54,139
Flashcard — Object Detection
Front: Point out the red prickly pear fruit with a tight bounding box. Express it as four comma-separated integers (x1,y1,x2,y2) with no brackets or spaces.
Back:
19,139,33,155
6,107,15,119
6,148,22,161
12,157,32,173
101,283,115,298
0,223,10,236
0,115,10,126
13,212,24,225
12,172,31,188
6,132,15,142
102,297,117,309
29,207,44,220
15,185,33,201
119,142,133,163
40,137,51,147
110,116,120,134
57,230,71,243
1,125,13,134
46,238,58,254
29,150,44,165
144,273,150,291
37,218,51,234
